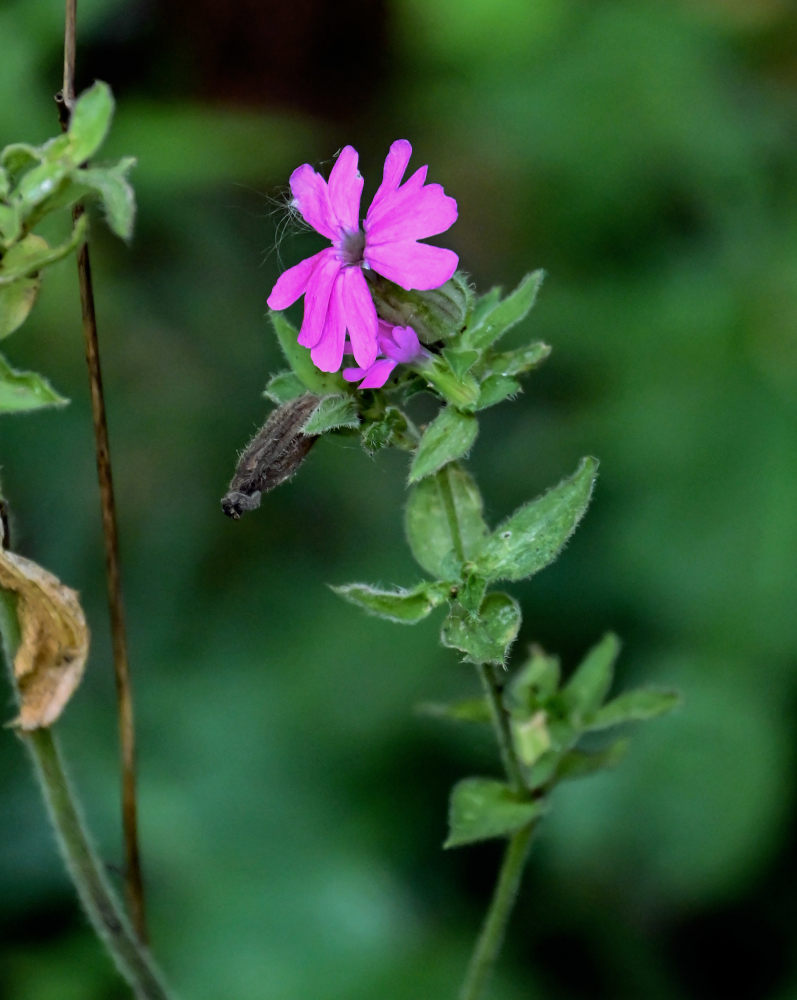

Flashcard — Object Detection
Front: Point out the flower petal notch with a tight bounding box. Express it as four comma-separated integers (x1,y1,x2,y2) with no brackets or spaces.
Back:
0,544,89,729
267,141,458,374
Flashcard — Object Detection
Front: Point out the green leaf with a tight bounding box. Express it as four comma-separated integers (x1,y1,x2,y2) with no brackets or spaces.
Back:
270,311,347,395
68,81,114,163
0,168,8,200
505,647,561,713
440,592,521,666
483,341,551,378
476,456,598,583
331,581,449,624
586,687,681,731
0,217,87,286
464,270,545,351
302,394,359,435
561,632,620,722
15,161,68,212
0,203,22,246
468,287,502,330
441,346,479,380
405,463,488,578
511,710,552,768
455,572,487,614
420,354,480,410
264,370,306,404
78,157,136,240
445,777,545,848
415,697,490,724
409,407,478,483
0,273,40,338
1,144,40,177
555,739,629,782
473,374,521,411
0,353,68,413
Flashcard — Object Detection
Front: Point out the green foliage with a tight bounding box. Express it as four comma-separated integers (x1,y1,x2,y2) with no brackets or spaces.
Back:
440,592,521,666
442,635,680,849
331,581,449,624
302,394,359,435
462,270,545,351
0,355,68,413
270,312,348,395
444,777,546,848
408,406,478,483
404,463,488,578
0,80,135,415
476,457,598,582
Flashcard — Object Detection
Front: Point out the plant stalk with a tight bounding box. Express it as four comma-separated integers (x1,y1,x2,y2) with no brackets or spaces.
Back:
437,460,534,997
458,822,535,1000
62,0,147,942
477,663,525,794
24,727,171,999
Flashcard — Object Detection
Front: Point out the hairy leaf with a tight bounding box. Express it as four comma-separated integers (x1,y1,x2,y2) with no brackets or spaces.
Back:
476,456,598,582
441,592,521,666
445,777,545,848
405,463,488,578
464,270,545,350
409,407,478,483
0,354,67,413
332,581,448,624
587,687,681,731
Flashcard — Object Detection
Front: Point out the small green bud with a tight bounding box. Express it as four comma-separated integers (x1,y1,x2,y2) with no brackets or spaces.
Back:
369,271,472,345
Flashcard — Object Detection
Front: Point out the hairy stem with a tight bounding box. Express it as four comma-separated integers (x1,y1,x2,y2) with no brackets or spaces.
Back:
477,663,525,794
438,462,534,997
62,0,147,941
24,727,171,999
458,823,535,1000
0,594,171,998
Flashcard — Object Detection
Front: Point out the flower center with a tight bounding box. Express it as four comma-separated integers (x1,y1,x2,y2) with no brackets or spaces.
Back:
339,228,366,266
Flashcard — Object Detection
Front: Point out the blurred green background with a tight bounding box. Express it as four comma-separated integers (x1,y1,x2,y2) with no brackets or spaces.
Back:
2,0,796,997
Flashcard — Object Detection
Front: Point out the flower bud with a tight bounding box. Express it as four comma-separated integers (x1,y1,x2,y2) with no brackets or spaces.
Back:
221,394,319,519
368,271,472,345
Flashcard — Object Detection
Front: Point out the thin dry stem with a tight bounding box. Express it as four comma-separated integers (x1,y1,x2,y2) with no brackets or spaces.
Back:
62,0,147,943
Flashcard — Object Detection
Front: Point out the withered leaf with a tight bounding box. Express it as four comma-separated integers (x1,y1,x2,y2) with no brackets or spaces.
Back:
0,547,89,729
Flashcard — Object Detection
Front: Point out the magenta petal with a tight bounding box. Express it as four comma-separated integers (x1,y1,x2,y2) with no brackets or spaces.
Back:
340,267,378,369
366,140,412,223
357,359,398,389
342,365,366,382
365,241,458,290
388,325,423,363
267,250,327,310
308,274,346,371
297,249,340,348
366,183,458,244
328,146,363,233
289,164,338,239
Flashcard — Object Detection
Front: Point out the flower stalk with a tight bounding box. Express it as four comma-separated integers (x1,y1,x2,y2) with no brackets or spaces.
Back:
61,0,146,941
458,822,536,1000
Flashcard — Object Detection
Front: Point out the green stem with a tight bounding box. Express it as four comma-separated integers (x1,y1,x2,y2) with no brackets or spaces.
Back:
477,663,525,794
435,464,535,997
23,726,172,999
458,823,535,1000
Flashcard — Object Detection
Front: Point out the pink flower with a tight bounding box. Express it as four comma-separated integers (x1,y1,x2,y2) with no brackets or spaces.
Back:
343,322,428,389
267,140,458,373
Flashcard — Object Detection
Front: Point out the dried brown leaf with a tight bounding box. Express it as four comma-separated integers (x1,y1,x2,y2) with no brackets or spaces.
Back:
0,548,88,729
